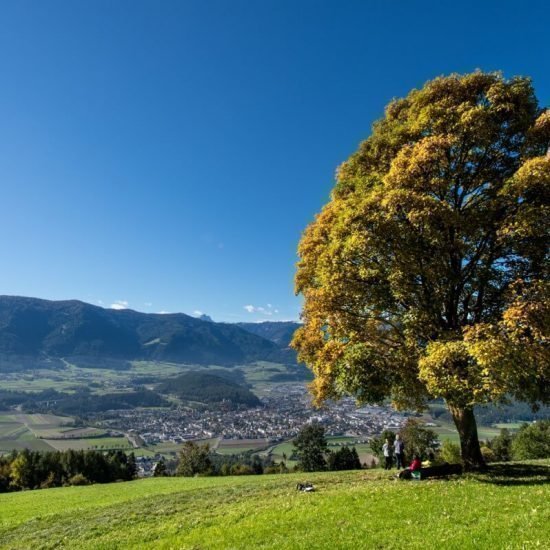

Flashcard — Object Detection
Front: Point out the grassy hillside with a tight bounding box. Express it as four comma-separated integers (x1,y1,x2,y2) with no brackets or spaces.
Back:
0,462,548,549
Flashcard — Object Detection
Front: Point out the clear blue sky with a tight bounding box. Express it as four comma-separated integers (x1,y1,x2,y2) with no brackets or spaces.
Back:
1,0,548,322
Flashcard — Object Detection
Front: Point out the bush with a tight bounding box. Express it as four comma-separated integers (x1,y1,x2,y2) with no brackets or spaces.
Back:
230,464,254,475
480,446,496,463
40,472,57,489
327,447,362,471
512,421,550,460
398,419,439,460
439,440,461,464
488,429,513,462
68,473,90,486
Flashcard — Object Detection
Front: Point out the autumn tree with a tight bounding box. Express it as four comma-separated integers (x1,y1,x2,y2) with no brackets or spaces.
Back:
292,72,549,469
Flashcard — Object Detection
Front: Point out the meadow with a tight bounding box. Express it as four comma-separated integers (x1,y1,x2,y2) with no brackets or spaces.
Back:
0,413,130,454
0,461,547,549
215,438,270,455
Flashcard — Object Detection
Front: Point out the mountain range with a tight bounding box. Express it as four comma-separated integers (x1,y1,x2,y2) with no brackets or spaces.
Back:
0,296,300,369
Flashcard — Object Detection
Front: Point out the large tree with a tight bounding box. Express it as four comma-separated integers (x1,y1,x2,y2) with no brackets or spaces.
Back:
292,72,549,469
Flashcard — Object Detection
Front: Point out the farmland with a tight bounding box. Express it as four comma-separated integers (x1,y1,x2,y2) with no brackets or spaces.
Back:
0,412,131,454
0,359,536,461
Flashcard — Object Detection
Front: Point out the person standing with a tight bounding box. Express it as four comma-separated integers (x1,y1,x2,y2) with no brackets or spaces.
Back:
394,434,405,469
382,438,393,470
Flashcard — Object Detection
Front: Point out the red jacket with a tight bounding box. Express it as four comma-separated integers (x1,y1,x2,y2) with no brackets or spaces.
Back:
410,458,422,471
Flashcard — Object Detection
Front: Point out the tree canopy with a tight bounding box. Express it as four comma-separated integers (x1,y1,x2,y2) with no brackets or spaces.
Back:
292,72,549,468
293,423,328,472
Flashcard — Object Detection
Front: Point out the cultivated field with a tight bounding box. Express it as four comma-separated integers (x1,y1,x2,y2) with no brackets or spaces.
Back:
0,461,547,549
0,412,130,454
216,438,270,455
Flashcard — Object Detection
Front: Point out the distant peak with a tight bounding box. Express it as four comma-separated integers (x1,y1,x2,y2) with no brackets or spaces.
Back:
198,314,213,322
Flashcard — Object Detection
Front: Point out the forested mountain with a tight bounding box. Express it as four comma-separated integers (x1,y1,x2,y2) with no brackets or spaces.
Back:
157,372,261,407
0,296,296,369
236,321,301,348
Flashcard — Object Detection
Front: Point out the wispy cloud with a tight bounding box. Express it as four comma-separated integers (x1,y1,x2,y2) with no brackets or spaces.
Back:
157,310,170,314
243,304,278,316
111,300,129,310
193,310,203,316
144,302,153,307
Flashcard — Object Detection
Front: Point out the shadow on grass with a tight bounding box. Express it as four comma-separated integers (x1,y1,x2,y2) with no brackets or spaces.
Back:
471,462,550,486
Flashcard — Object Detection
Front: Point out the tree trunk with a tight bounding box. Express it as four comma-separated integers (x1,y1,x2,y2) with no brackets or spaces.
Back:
448,404,485,471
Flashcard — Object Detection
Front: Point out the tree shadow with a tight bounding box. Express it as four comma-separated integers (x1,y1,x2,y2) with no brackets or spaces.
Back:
471,462,550,486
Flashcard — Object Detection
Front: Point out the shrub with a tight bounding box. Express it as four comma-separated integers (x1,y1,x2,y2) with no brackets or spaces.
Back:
327,447,362,471
440,440,461,464
512,421,550,460
480,446,496,463
398,419,439,460
68,473,90,486
488,429,513,461
230,464,254,475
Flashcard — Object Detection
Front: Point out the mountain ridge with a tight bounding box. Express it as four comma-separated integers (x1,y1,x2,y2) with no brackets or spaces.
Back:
0,295,296,368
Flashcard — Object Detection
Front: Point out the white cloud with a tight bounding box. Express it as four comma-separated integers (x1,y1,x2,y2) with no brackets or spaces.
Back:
110,300,129,310
157,310,170,314
243,304,277,316
193,310,204,316
97,300,104,305
144,302,153,307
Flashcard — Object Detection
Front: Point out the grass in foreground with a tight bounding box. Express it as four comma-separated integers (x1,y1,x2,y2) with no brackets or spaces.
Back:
0,461,548,549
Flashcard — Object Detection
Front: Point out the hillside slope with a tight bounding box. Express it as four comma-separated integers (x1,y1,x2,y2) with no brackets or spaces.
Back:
0,462,548,549
0,296,295,367
157,371,261,407
237,321,301,348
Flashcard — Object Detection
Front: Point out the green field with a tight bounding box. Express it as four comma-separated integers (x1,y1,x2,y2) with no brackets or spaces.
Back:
426,419,501,445
0,360,300,398
0,461,548,549
0,412,131,454
492,423,525,430
216,438,270,455
148,438,220,457
44,436,132,452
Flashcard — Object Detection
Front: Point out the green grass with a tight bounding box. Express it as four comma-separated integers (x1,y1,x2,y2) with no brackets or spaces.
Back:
0,461,548,549
44,436,132,452
216,438,269,455
492,423,524,430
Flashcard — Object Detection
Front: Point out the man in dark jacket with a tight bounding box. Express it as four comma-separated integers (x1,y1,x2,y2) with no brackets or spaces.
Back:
394,434,405,469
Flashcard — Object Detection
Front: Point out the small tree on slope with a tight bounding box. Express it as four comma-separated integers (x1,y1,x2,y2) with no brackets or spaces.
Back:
293,423,328,472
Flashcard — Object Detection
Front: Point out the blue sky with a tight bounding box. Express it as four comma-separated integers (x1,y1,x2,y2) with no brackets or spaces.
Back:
0,0,548,322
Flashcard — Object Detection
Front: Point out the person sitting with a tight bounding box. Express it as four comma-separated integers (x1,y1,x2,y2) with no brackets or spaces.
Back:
409,454,422,471
398,454,422,479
